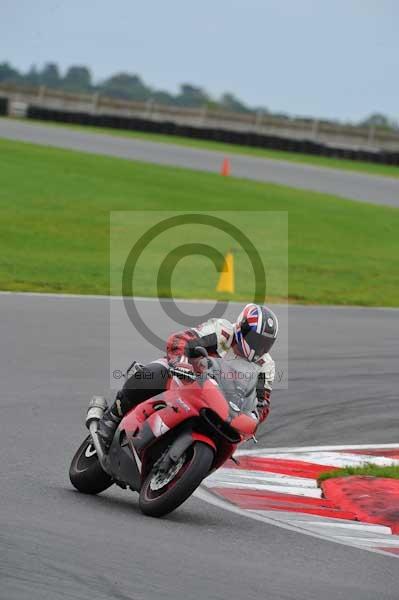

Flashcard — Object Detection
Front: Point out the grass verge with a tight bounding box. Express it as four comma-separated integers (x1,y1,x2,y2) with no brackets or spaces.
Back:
1,137,399,305
8,117,399,179
319,465,399,483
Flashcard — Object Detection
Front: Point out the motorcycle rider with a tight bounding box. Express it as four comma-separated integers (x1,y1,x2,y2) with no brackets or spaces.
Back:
98,303,278,448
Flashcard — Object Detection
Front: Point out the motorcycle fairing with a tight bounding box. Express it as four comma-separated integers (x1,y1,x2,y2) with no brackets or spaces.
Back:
107,428,141,491
112,372,249,488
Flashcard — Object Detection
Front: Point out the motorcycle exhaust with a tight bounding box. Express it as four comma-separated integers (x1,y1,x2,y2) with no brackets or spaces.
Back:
85,396,110,474
86,395,108,426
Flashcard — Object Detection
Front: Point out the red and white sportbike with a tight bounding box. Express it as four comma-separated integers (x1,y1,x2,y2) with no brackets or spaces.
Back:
69,349,259,517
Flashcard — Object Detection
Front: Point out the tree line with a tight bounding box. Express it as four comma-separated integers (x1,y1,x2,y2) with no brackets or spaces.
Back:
0,60,396,130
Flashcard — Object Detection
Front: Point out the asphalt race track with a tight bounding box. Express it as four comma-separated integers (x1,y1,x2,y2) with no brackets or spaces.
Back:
1,293,398,600
1,117,399,207
1,119,399,598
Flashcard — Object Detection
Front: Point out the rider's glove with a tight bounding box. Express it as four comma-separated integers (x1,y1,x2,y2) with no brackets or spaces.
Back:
256,399,270,423
189,356,208,375
256,385,271,423
184,342,209,373
169,358,196,383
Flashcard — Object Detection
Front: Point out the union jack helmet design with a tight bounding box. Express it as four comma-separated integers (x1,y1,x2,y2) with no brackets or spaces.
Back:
234,303,278,362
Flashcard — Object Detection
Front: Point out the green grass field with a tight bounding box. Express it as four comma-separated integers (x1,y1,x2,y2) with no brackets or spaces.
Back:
319,465,399,483
11,117,399,179
1,137,399,305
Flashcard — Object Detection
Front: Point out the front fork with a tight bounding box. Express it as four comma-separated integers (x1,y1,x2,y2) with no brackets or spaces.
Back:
157,429,217,473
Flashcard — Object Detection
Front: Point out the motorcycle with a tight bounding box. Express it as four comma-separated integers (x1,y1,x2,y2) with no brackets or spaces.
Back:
69,348,260,517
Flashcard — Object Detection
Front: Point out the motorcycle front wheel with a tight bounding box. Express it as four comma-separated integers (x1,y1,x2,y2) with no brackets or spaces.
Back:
139,442,214,517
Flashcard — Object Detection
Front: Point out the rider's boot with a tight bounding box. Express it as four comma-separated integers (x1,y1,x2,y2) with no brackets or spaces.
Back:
97,394,123,449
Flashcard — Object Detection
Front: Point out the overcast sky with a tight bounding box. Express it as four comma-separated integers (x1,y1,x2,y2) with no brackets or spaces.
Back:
2,0,398,121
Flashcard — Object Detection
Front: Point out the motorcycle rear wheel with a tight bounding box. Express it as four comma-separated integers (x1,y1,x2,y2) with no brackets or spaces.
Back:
69,435,113,494
139,442,214,517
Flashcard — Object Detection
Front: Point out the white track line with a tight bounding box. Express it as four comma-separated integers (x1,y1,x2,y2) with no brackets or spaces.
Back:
194,486,397,559
237,443,399,455
204,468,321,497
0,290,224,303
1,290,398,311
197,443,399,559
241,451,399,468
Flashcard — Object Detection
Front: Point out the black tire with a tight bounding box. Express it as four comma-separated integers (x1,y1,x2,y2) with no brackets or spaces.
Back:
139,442,214,518
69,435,113,494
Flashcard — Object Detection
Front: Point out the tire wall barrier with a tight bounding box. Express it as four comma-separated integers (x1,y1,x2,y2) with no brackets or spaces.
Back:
26,105,399,166
0,97,8,116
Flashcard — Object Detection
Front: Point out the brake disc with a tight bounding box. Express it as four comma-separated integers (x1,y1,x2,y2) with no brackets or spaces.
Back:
149,455,185,491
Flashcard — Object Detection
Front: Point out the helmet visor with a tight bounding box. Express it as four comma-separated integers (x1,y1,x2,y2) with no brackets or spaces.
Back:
243,329,276,358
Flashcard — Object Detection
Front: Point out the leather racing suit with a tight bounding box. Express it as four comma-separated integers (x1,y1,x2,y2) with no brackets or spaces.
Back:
115,317,275,425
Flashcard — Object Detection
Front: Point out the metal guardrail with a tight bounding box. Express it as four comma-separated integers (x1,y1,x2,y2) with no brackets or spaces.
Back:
1,82,399,152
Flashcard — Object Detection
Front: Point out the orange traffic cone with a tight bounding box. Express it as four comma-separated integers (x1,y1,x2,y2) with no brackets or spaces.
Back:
220,157,231,176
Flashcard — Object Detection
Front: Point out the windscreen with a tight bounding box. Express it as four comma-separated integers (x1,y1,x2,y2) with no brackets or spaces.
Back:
207,357,258,413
